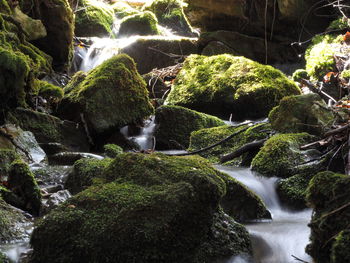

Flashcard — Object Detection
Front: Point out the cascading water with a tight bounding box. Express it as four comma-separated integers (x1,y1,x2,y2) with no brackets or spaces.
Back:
216,166,312,263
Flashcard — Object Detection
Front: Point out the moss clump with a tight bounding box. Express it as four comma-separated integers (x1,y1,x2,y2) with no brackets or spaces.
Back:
0,0,11,14
269,93,334,136
306,171,350,263
8,160,41,215
111,2,139,19
305,34,342,80
118,11,160,37
31,153,252,262
331,230,350,263
277,173,313,209
143,0,194,36
75,0,115,37
65,158,112,195
155,105,225,149
188,123,271,164
0,149,20,179
165,54,300,120
292,69,308,82
34,79,64,102
251,133,314,178
340,69,350,79
103,144,123,158
59,54,154,134
327,17,349,31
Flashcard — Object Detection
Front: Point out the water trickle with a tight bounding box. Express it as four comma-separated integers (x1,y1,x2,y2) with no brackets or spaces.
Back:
216,166,312,263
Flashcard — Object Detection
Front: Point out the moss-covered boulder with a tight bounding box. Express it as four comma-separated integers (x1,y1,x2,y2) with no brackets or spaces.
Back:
58,54,154,135
305,34,342,80
8,160,41,215
65,158,112,194
118,11,160,37
165,54,301,119
31,153,252,262
6,108,89,152
75,0,115,37
120,36,197,74
0,149,20,180
277,173,313,210
306,171,350,263
34,79,64,102
188,123,271,164
143,0,195,37
155,105,225,149
269,93,334,136
103,144,123,158
251,133,318,178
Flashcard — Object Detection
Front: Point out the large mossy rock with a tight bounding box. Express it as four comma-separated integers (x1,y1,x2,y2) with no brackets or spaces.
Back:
143,0,195,37
165,54,300,120
0,149,20,180
121,36,197,74
269,93,335,136
6,108,89,152
29,0,74,71
0,12,52,111
251,133,319,178
306,171,350,263
59,54,154,135
31,153,252,262
118,11,160,37
75,0,115,37
188,123,271,164
8,160,41,215
155,105,225,149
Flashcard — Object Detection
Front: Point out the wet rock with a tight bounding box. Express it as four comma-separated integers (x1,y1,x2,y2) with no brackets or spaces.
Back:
121,36,198,74
165,54,300,120
0,149,21,180
6,108,90,152
43,190,71,213
269,93,335,136
111,1,139,18
31,152,252,262
155,105,225,149
0,124,46,164
65,158,112,194
118,11,161,37
58,54,154,135
8,160,41,215
143,0,196,37
48,152,104,166
199,31,295,64
32,165,72,186
306,171,350,263
188,123,271,164
251,133,321,178
75,0,115,37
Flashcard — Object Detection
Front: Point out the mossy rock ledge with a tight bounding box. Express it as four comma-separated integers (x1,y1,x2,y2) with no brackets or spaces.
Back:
58,54,154,135
251,133,322,178
155,105,225,149
269,93,335,136
306,171,350,263
31,153,255,263
165,54,300,120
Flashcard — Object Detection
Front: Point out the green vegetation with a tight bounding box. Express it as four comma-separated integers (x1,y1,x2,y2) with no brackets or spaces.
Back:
103,144,123,158
118,11,160,36
331,230,350,263
292,69,309,82
111,2,139,18
0,149,20,179
165,54,300,119
155,105,225,149
34,79,64,102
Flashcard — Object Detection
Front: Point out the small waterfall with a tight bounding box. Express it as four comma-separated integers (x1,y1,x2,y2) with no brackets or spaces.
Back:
216,166,312,263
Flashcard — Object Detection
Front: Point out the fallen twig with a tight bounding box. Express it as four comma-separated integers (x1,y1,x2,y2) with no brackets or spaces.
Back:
291,255,310,263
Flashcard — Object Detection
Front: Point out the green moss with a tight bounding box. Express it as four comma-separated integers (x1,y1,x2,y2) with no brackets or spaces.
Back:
8,160,41,215
75,0,115,37
251,133,313,178
103,144,123,158
292,69,308,82
111,2,139,18
165,54,300,119
143,0,194,36
327,17,349,31
63,71,87,95
31,153,253,262
34,79,64,101
0,0,11,14
188,123,271,164
331,230,350,263
60,54,154,134
306,171,350,263
340,69,350,79
118,11,160,37
305,34,341,80
277,173,313,209
65,158,112,195
155,105,225,149
269,93,334,136
0,149,20,179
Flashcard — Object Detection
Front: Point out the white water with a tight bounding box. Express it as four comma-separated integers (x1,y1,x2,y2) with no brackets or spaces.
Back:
216,166,312,263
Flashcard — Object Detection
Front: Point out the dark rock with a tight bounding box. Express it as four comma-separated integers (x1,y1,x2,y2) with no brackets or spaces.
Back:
48,152,104,166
